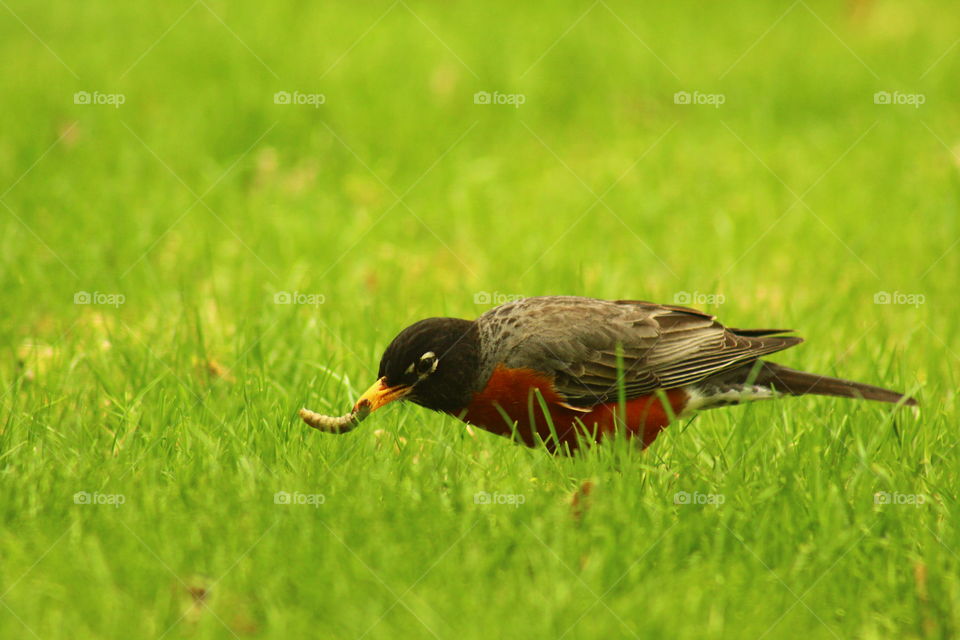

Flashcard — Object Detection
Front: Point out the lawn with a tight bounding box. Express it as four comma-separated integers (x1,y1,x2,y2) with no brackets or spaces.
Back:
1,1,959,638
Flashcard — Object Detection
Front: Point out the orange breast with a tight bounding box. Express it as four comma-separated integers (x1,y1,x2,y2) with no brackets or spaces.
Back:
454,365,688,452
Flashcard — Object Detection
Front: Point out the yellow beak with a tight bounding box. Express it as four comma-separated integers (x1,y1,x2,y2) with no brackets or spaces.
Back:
352,377,411,413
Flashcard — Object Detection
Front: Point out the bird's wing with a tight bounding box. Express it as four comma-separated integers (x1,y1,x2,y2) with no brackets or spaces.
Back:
477,296,802,406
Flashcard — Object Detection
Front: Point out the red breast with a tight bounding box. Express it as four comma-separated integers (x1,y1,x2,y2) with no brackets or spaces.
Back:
458,365,689,451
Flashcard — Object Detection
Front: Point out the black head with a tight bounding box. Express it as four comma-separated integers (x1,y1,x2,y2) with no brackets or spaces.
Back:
377,317,481,413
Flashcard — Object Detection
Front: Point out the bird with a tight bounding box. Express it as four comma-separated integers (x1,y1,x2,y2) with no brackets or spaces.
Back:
299,296,916,453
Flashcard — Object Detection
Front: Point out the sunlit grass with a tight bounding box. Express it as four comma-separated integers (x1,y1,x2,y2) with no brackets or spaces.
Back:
1,1,958,638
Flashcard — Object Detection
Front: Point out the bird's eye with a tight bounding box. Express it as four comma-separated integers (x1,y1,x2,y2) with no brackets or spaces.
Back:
415,351,438,377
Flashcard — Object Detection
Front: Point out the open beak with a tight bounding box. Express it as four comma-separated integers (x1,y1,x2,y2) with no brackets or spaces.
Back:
352,377,411,413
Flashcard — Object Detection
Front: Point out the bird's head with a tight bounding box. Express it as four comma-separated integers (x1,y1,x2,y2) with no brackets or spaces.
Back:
352,317,481,416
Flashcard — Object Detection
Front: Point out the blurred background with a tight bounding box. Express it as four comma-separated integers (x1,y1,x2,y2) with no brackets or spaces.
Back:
2,1,957,373
1,2,959,637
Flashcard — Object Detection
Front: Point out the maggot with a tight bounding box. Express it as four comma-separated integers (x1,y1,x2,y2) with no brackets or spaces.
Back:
298,404,371,433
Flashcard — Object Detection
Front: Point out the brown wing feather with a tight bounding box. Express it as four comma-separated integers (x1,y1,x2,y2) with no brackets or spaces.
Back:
477,296,802,407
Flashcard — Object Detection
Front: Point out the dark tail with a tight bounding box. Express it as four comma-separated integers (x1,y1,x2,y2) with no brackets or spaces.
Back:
754,361,917,406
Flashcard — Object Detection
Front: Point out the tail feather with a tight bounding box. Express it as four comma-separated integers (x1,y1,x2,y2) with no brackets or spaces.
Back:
694,360,918,409
729,328,796,338
754,361,917,406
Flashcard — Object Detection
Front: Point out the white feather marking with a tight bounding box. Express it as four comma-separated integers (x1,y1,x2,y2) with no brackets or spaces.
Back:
681,385,780,415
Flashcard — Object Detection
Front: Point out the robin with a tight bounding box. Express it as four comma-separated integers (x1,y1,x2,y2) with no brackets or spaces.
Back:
300,296,916,452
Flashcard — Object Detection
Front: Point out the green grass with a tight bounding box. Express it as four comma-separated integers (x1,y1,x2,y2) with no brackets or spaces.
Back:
2,0,959,637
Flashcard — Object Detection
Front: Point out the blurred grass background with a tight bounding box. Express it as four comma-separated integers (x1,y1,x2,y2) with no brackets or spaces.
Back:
1,1,958,638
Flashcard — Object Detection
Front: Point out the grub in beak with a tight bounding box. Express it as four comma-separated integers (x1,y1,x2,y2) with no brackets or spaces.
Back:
299,377,410,434
298,404,371,433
